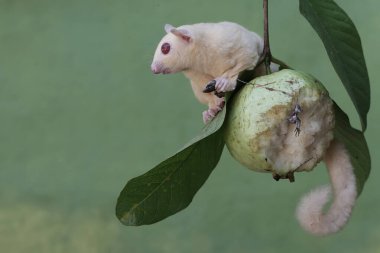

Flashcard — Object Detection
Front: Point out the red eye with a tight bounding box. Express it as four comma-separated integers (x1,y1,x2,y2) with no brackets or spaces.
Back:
161,42,171,55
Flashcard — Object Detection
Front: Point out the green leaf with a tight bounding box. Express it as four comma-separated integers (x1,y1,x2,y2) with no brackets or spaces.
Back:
116,106,226,225
333,102,370,195
300,0,370,131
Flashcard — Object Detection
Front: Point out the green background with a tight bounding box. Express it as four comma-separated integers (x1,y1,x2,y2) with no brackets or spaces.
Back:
0,0,378,252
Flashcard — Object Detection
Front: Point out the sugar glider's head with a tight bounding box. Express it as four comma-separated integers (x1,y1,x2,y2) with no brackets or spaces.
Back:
151,24,193,74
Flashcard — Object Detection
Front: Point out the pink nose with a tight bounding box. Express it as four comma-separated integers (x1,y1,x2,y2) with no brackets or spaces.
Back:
151,63,161,74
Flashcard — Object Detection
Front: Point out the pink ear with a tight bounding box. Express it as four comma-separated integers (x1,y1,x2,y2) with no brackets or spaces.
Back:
164,24,191,42
164,24,175,34
171,28,191,42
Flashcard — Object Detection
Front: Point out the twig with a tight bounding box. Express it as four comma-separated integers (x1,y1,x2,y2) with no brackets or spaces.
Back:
263,0,272,74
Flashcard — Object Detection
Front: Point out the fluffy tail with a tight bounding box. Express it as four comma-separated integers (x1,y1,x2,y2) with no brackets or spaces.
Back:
296,139,357,236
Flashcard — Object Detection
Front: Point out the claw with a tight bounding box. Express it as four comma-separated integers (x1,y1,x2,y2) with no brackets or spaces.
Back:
203,80,216,93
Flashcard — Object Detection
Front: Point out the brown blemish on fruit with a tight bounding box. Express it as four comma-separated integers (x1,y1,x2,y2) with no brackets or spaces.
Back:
263,104,289,119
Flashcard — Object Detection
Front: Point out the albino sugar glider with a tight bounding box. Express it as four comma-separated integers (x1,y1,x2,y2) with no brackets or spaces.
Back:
151,22,264,123
151,21,358,236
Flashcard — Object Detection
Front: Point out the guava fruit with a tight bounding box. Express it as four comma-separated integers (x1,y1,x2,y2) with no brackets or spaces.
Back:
224,69,335,180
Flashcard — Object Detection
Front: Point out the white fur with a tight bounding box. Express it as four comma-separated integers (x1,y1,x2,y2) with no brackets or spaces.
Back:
296,139,357,235
151,22,263,123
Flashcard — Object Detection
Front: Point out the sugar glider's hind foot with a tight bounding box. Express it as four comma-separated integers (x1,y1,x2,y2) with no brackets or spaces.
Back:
202,100,225,124
202,109,216,124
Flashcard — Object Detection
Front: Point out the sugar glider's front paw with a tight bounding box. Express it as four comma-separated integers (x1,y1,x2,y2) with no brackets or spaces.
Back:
215,77,236,93
202,100,225,124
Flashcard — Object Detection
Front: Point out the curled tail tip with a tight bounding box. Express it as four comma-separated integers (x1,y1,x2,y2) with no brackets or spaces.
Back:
296,185,332,236
296,140,357,236
296,186,356,236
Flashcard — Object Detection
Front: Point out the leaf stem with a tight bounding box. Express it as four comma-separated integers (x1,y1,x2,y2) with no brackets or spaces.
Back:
263,0,272,74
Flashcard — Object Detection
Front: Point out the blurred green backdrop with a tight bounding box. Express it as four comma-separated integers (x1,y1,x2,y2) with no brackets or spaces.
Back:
0,0,379,252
